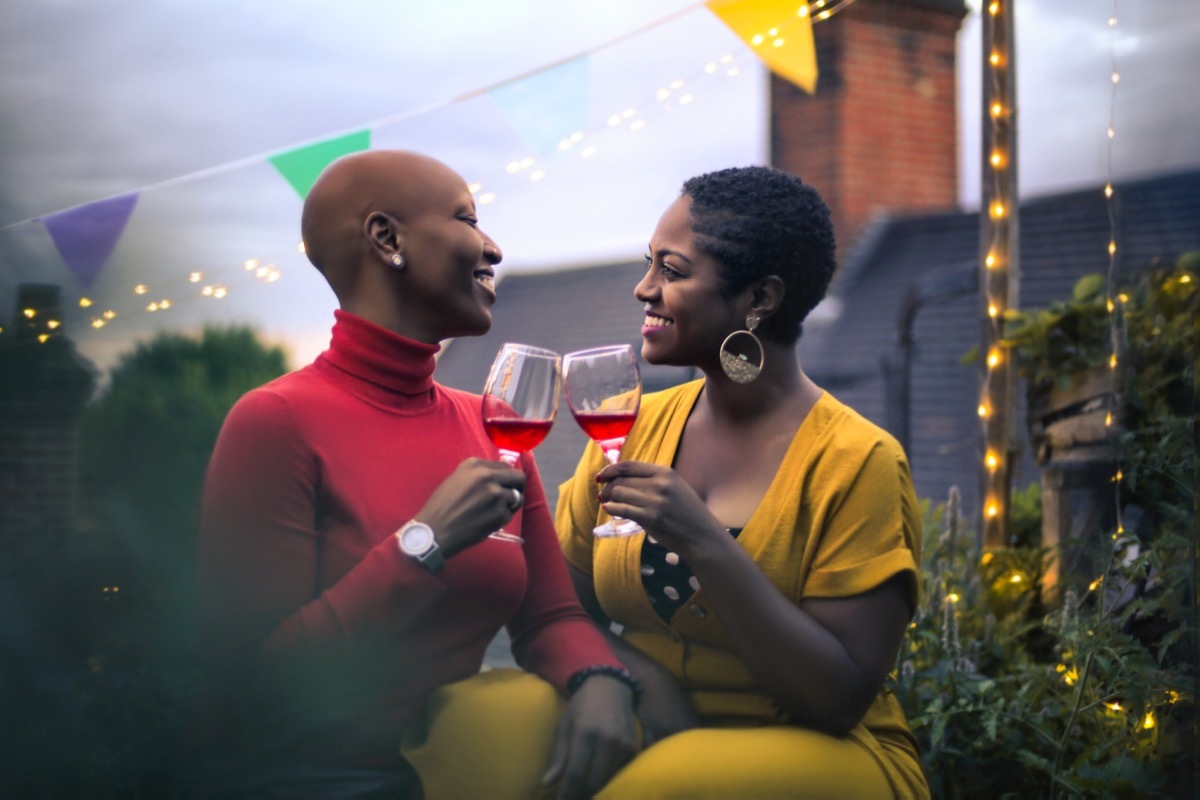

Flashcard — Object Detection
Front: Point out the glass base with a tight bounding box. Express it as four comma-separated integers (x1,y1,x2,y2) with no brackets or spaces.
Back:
593,517,643,538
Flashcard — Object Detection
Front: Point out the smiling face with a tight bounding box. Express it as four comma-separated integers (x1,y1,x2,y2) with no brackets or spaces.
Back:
392,158,502,341
301,150,503,343
635,195,746,369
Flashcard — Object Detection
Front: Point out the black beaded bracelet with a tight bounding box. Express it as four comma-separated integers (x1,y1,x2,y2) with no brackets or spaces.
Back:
567,665,643,709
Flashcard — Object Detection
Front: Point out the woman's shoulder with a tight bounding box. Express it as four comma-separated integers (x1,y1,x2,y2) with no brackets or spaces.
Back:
809,391,909,465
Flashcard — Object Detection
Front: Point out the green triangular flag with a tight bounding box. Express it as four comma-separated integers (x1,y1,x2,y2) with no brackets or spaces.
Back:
269,130,371,199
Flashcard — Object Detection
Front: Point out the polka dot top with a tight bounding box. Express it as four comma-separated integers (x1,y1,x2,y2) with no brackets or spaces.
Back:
640,528,742,623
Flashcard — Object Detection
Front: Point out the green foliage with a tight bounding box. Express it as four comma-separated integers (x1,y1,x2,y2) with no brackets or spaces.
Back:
79,325,288,665
898,257,1196,798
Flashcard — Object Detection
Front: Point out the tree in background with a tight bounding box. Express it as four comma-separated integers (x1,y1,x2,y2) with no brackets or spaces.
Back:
79,326,289,667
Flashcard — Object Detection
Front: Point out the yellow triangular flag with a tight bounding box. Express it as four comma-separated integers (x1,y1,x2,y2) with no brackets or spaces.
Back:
706,0,818,94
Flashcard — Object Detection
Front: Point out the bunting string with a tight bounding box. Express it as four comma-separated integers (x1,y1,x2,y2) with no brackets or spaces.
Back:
4,0,839,342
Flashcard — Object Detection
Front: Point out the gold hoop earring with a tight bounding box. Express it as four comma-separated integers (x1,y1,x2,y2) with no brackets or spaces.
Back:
719,315,764,384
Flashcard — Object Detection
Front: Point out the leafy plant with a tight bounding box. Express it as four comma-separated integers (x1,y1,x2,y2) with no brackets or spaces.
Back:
898,254,1196,798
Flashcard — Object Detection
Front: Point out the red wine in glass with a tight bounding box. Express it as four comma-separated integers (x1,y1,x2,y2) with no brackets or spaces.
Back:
563,345,643,537
481,343,562,542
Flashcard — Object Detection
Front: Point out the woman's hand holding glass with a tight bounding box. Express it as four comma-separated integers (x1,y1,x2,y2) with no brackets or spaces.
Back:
563,345,643,537
481,343,562,542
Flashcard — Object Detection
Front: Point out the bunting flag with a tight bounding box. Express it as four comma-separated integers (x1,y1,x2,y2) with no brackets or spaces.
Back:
269,130,371,199
705,0,818,94
39,192,140,288
488,57,589,154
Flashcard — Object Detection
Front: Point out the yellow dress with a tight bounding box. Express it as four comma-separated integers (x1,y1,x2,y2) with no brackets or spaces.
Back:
557,380,929,800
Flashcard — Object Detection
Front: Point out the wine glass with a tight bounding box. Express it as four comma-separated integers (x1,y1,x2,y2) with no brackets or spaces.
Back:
563,344,643,537
481,343,562,542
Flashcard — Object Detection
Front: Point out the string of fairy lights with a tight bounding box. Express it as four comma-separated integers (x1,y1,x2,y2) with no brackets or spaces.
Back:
5,1,858,345
977,0,1018,548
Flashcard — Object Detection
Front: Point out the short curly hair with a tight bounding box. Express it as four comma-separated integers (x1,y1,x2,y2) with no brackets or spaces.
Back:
681,166,836,345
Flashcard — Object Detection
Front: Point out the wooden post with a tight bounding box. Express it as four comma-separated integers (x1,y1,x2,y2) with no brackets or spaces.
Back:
978,0,1019,550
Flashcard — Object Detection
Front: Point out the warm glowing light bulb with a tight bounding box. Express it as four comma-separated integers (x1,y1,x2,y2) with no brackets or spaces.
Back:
160,300,171,310
630,120,646,132
679,94,694,105
985,253,996,268
530,170,545,182
1104,183,1113,198
1142,712,1156,730
989,51,1001,66
189,272,202,283
985,502,999,519
988,304,999,318
1109,354,1118,369
817,9,831,20
38,333,49,343
147,302,159,312
1106,298,1115,312
991,102,1003,117
985,451,999,471
1107,127,1115,139
79,297,92,308
991,202,1006,218
1108,16,1117,26
727,67,741,77
468,182,482,194
23,308,35,318
606,114,621,127
977,403,989,418
296,242,306,253
704,62,717,74
1105,411,1113,427
1180,275,1192,284
103,310,116,319
1108,241,1117,255
1089,576,1104,591
507,160,523,172
751,33,764,46
91,319,105,329
581,147,597,159
768,28,778,36
244,259,258,271
988,2,999,14
773,38,785,47
945,593,960,604
656,88,670,101
987,348,1001,367
1106,702,1122,712
669,80,684,90
1111,72,1120,84
1117,292,1130,302
213,287,228,299
990,152,1003,167
797,5,809,17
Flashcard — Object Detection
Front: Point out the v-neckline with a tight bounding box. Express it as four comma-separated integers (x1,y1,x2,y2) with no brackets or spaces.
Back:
659,381,827,545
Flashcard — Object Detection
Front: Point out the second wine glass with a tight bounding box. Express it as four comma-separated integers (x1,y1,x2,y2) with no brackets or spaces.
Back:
563,344,643,537
481,343,562,543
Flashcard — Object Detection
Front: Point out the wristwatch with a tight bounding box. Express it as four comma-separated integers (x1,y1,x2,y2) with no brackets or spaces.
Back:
396,520,445,574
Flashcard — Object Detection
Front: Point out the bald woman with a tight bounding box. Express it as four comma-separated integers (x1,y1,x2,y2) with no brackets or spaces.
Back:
191,151,638,799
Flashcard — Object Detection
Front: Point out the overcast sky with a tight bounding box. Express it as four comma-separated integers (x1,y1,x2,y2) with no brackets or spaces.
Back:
2,0,1197,373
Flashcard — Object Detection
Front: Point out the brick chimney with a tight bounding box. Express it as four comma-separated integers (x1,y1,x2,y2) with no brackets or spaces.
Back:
771,0,968,256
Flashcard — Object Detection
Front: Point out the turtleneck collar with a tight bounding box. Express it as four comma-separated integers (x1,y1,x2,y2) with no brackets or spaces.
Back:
315,310,441,407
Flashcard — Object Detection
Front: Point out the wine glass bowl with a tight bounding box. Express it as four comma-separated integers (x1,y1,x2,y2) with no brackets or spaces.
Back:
563,345,643,537
481,343,562,541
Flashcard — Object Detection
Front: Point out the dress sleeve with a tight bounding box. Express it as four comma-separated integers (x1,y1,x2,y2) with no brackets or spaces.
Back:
554,439,608,575
198,389,447,682
802,438,922,612
505,451,624,692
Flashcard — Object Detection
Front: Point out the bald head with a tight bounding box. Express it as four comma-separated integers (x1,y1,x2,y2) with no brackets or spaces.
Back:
300,150,467,292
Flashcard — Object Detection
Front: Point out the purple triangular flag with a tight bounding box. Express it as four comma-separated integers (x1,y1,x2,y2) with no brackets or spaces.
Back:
40,192,140,288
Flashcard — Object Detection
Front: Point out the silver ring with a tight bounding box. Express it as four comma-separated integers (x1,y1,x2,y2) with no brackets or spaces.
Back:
509,487,523,510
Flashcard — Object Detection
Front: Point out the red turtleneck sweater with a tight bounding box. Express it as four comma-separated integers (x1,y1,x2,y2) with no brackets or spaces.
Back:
198,310,619,767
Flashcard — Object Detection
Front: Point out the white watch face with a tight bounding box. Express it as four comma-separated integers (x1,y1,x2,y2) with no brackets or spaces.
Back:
401,523,435,554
